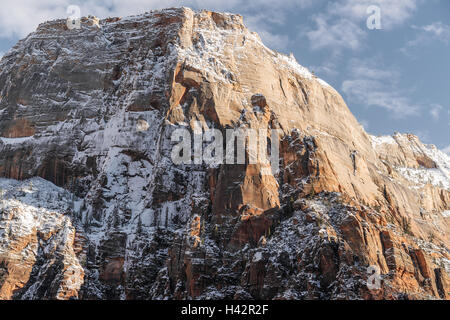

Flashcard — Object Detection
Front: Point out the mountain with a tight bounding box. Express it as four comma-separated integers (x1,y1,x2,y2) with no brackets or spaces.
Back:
0,7,448,300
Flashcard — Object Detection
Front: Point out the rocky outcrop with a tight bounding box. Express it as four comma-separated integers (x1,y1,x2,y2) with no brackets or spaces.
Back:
0,8,448,300
0,178,84,299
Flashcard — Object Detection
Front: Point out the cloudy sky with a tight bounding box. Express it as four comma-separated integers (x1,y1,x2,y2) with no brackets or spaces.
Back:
0,0,448,152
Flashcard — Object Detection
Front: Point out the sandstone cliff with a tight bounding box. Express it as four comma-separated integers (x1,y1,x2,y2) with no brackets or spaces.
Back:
0,8,448,300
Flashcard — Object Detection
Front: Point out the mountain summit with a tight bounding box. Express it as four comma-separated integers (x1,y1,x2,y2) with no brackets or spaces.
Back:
0,7,448,300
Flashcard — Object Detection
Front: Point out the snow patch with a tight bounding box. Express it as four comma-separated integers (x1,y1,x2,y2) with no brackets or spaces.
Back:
253,251,263,262
273,53,330,88
370,134,450,190
0,136,34,145
397,167,449,190
398,141,450,190
370,135,396,148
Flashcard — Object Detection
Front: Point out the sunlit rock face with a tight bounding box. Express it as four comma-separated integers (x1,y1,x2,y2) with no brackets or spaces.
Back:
0,8,448,300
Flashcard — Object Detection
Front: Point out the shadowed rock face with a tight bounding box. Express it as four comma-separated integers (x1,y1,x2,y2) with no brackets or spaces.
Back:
0,8,448,300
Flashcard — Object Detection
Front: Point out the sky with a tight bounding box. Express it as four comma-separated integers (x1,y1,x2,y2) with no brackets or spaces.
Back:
0,0,448,153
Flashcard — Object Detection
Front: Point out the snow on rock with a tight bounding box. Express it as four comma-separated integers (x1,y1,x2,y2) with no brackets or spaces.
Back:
179,15,329,89
397,167,449,190
370,135,396,148
0,177,84,299
371,134,450,190
398,141,450,190
0,137,34,145
252,251,263,262
274,53,314,80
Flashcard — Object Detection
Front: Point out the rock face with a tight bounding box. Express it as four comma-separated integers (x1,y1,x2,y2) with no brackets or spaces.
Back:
0,7,448,300
0,178,84,299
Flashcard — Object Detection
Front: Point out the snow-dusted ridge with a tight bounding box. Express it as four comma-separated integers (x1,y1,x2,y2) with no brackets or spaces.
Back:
170,8,331,89
370,135,396,148
370,134,450,191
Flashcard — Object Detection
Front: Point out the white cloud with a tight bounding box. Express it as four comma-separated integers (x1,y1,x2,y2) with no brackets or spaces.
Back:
0,0,66,38
305,17,365,51
342,58,419,118
243,13,291,51
255,29,290,51
405,22,450,48
348,59,399,79
308,51,342,77
0,51,3,58
304,0,418,52
429,104,443,121
422,22,450,38
309,61,338,77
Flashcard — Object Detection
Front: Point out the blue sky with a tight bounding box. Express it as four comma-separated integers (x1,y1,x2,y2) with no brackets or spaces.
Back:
0,0,448,152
